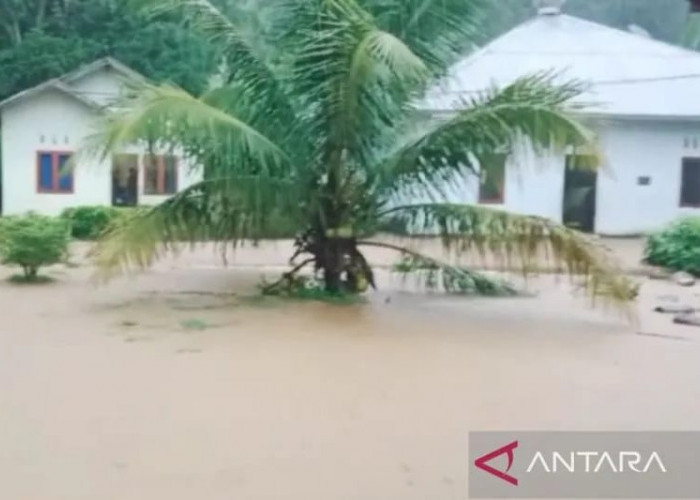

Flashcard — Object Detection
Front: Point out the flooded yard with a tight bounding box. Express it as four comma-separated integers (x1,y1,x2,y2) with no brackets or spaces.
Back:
0,241,698,500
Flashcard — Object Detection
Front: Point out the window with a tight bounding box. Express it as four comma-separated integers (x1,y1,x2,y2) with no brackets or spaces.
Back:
37,152,73,193
681,158,700,207
478,154,506,204
143,155,178,195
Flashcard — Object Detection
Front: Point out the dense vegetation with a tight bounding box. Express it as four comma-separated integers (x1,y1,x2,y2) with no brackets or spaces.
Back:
646,218,700,275
0,0,692,101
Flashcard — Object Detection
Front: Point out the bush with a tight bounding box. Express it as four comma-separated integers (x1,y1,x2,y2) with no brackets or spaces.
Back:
645,217,700,275
0,214,70,281
61,206,140,240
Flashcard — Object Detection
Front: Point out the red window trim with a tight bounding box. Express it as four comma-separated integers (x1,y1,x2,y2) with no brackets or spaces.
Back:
479,191,505,205
36,150,74,194
143,154,179,195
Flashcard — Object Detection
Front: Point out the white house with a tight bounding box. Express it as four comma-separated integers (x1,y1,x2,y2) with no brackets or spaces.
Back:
423,0,700,235
0,57,200,216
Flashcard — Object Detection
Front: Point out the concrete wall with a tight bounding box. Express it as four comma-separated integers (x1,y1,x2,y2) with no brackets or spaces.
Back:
0,90,200,216
450,119,700,235
595,120,700,235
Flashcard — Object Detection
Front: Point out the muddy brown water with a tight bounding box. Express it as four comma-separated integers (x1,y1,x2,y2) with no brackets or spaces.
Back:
0,245,698,500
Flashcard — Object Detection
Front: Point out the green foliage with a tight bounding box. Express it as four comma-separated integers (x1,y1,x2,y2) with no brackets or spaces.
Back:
61,206,121,240
0,0,220,100
86,0,636,309
0,214,70,281
392,254,518,296
61,206,143,240
646,218,700,275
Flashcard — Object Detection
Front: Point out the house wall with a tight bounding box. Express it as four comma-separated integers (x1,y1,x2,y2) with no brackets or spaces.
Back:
0,90,200,216
454,119,700,236
595,120,700,235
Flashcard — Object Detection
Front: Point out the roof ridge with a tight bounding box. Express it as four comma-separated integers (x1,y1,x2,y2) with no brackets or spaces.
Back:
556,14,700,58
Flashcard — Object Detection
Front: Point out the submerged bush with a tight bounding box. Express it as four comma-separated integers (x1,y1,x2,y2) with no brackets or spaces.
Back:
645,217,700,275
61,206,141,240
0,214,70,281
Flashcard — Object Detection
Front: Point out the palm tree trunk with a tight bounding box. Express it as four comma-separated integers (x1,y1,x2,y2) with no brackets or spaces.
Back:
322,238,343,293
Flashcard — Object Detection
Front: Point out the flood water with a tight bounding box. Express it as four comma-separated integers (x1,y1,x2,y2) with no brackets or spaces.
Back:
0,250,698,499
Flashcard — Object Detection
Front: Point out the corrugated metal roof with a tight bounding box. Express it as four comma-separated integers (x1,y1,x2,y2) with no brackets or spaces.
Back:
422,12,700,119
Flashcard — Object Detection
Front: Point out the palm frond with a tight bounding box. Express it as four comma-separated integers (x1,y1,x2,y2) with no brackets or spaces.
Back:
92,175,302,281
375,73,597,201
82,83,288,176
132,0,296,128
362,0,487,72
358,240,516,296
682,13,700,49
378,203,637,310
288,0,428,166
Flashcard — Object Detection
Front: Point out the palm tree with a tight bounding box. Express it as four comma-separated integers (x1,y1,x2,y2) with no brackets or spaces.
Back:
88,0,635,305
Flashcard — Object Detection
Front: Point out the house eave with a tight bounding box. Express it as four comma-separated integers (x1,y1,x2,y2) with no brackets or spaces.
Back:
60,57,147,85
0,80,103,112
421,107,700,124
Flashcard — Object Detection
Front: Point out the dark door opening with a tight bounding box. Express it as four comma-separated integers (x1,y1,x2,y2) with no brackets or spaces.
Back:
563,156,597,233
112,154,138,207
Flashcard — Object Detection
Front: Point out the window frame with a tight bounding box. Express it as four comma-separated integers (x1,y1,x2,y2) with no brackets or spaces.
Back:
143,154,179,196
680,157,700,208
36,151,74,194
478,154,507,205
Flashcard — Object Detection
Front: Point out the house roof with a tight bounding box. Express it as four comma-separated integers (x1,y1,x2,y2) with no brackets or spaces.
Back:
60,57,147,86
422,7,700,119
0,79,103,111
0,57,146,111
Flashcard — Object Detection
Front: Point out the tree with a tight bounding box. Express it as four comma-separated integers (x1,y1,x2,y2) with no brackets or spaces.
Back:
87,0,635,306
0,0,220,100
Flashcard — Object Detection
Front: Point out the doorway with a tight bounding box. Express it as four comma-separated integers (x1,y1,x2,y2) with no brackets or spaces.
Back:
562,155,597,233
112,154,139,207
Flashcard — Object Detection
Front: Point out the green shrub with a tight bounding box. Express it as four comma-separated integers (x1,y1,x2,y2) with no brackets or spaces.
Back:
645,217,700,275
61,206,142,240
0,214,70,281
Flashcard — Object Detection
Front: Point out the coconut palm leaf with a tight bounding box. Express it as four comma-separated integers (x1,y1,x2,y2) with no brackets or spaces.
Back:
360,239,517,296
287,0,429,166
362,0,486,72
92,175,301,280
83,83,288,178
375,73,597,201
377,203,636,308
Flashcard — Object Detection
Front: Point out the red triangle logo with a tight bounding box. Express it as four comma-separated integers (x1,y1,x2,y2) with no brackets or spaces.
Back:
474,440,519,486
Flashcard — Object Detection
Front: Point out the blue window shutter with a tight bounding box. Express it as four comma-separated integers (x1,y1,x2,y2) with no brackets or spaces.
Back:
58,154,73,191
39,153,54,190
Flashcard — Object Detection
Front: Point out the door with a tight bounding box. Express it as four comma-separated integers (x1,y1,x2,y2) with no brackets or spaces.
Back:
112,154,138,207
562,156,597,233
